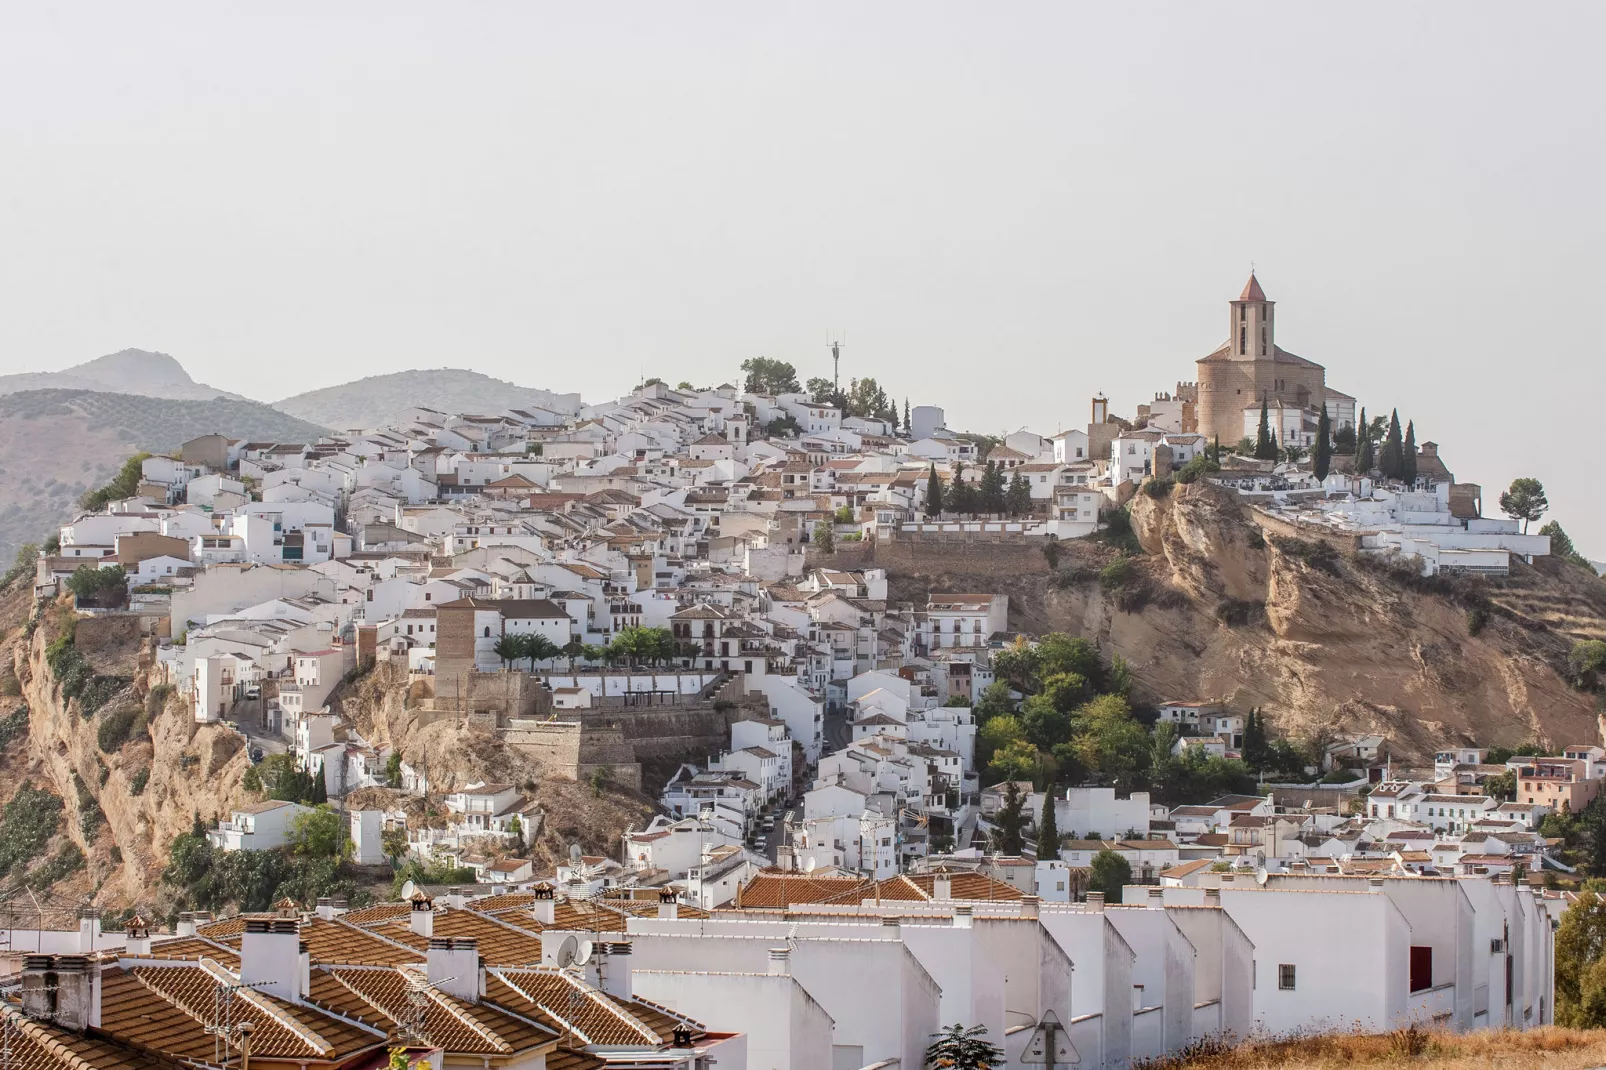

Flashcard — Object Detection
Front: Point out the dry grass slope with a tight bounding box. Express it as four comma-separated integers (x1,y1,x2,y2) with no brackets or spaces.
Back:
1133,1027,1606,1070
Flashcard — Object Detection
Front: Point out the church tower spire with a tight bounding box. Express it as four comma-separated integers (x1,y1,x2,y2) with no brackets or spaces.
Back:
1229,272,1274,361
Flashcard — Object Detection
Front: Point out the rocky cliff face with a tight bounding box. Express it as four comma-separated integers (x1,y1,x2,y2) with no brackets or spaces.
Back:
893,482,1603,758
9,605,252,910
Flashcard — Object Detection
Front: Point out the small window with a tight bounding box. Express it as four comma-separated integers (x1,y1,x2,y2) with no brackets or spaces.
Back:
1278,964,1296,990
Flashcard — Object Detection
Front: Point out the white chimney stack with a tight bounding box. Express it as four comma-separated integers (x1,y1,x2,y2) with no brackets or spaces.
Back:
77,909,101,954
428,938,481,1002
1086,891,1106,913
932,874,953,901
410,891,435,939
531,884,556,926
658,889,679,920
175,912,196,938
123,916,152,957
600,942,634,1000
241,919,303,1004
952,905,974,929
22,956,99,1033
767,947,791,975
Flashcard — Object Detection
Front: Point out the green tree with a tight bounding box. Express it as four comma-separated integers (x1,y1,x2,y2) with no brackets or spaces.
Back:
1241,709,1270,772
518,633,561,671
948,462,977,516
739,357,800,396
1312,406,1332,481
1401,420,1417,484
972,681,1014,724
813,521,835,554
1332,421,1356,455
1557,891,1606,1027
989,739,1041,785
508,814,526,854
1089,848,1132,902
993,781,1026,854
1020,694,1072,750
924,1023,1004,1070
903,399,911,434
383,753,403,788
924,464,944,517
289,807,346,860
65,564,128,605
381,827,409,867
1539,521,1594,568
1038,791,1060,858
979,461,1007,514
1035,634,1102,684
1571,640,1606,691
492,634,522,670
1107,654,1132,698
1499,478,1549,533
1254,401,1277,460
78,452,153,512
1379,409,1404,479
978,714,1027,767
1005,472,1031,517
1356,406,1373,472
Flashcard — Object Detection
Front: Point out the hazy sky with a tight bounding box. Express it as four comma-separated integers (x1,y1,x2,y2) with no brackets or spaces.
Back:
1,4,1602,551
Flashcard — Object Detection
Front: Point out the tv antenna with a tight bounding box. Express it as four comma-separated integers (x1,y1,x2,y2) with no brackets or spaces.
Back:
206,978,274,1065
827,332,846,391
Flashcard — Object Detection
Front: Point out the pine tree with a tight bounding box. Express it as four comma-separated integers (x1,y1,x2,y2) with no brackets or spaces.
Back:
1312,406,1332,481
1005,472,1032,517
1402,420,1417,485
980,460,1007,514
1038,791,1059,859
1254,400,1277,460
1356,406,1374,472
1380,409,1404,479
924,464,943,517
995,781,1026,855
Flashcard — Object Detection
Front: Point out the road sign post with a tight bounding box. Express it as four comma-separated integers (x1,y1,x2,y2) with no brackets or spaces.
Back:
1021,1009,1078,1069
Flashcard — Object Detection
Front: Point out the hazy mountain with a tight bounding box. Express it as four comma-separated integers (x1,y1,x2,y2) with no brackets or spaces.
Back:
0,348,245,402
273,368,581,430
0,389,328,566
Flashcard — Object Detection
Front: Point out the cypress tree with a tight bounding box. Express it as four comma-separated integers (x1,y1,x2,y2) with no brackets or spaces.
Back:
1381,409,1404,479
1356,406,1373,472
1402,420,1418,485
1313,406,1332,481
903,399,911,435
1039,792,1060,860
925,463,943,517
1254,400,1277,460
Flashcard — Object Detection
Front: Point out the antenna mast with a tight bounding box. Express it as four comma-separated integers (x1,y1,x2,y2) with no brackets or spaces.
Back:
828,332,845,392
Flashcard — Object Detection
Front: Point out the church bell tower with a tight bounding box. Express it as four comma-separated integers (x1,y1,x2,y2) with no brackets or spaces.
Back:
1229,273,1274,361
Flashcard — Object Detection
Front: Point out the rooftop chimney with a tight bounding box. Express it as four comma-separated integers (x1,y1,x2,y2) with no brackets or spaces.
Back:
767,947,791,976
1219,872,1234,884
428,937,481,1002
531,883,556,926
1368,877,1386,892
444,886,468,911
658,888,679,921
599,942,633,1001
882,916,901,937
241,919,303,1005
952,905,974,929
1086,891,1105,913
77,909,102,954
123,915,152,957
1020,895,1040,920
1204,887,1221,906
22,955,99,1033
410,891,435,939
1147,887,1164,906
316,897,336,921
932,874,953,901
175,912,196,938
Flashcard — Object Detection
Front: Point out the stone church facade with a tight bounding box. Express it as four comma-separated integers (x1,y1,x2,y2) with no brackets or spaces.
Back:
1195,274,1335,446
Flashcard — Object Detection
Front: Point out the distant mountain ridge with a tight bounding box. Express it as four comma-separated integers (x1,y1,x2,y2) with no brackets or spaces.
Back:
0,348,245,402
273,368,582,431
0,389,328,565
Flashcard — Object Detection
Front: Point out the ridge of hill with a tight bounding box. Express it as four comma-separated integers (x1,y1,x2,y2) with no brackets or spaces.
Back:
0,348,245,402
273,368,582,430
0,389,329,565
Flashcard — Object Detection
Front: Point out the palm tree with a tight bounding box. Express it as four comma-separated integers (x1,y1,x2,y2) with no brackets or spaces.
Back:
492,634,522,671
523,634,561,672
925,1023,1003,1070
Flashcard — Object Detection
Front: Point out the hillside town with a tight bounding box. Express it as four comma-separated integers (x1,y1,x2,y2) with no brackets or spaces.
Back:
8,276,1586,1067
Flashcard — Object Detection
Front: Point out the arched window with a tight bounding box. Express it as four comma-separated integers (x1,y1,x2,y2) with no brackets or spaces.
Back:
483,626,492,638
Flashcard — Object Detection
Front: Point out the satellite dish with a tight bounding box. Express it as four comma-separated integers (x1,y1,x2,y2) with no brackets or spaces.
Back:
569,843,583,865
1255,865,1269,886
803,858,817,873
556,934,578,968
575,940,594,966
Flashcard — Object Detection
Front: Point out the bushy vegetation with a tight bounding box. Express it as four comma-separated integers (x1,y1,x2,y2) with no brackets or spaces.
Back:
1269,535,1341,575
1572,640,1606,691
0,782,64,879
978,635,1257,805
145,683,174,718
1142,476,1174,499
128,768,150,796
390,858,477,897
164,811,370,917
45,631,128,715
65,564,128,607
1214,599,1266,627
242,753,327,804
28,844,85,888
0,708,29,749
96,705,146,753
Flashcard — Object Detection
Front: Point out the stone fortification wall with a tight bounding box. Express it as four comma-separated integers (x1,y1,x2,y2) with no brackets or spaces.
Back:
808,532,1054,576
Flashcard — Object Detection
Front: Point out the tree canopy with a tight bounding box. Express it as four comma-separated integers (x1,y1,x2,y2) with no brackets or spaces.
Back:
740,357,800,396
1499,478,1549,532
